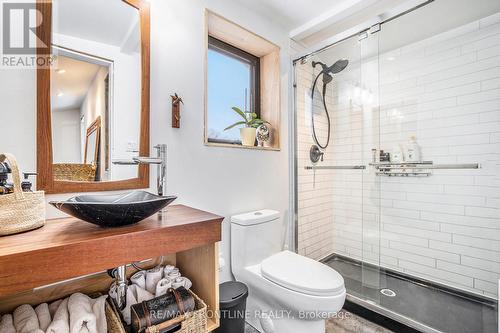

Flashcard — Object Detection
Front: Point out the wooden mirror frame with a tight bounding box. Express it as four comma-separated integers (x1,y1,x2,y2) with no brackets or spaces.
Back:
84,116,101,166
36,0,150,194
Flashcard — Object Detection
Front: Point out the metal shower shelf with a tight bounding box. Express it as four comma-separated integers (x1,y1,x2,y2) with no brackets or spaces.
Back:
304,165,367,170
369,161,480,177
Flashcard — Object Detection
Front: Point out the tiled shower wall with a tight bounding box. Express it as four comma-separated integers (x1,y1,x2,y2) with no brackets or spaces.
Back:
296,12,500,298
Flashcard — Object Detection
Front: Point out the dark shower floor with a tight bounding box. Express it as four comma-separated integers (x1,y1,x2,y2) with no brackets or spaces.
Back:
324,255,498,333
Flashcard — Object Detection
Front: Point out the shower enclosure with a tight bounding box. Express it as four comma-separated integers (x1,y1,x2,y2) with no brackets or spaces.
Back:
292,0,500,332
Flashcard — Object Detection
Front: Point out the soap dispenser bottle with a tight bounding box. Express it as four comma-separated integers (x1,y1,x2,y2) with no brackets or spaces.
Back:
21,172,37,192
406,135,421,162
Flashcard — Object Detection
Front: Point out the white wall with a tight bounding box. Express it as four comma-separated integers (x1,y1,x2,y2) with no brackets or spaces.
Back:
1,0,291,284
52,109,81,163
149,0,291,282
296,11,500,298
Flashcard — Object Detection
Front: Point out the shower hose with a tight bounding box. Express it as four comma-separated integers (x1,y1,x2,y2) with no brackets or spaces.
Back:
310,72,331,150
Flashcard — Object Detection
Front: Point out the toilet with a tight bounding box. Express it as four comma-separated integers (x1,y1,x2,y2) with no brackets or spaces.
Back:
230,210,346,333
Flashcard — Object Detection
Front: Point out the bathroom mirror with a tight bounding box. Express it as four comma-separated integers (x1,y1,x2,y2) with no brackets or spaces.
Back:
37,0,150,193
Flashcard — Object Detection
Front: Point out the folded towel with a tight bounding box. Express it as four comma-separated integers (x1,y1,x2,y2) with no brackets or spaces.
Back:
35,303,51,331
46,298,69,333
155,278,172,296
130,270,147,290
129,284,155,302
49,299,63,318
68,293,97,333
145,266,163,294
121,287,138,325
162,265,176,276
0,314,16,333
13,304,40,333
90,295,108,333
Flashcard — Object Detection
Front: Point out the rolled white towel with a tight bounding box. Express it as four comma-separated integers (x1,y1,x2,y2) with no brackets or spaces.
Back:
130,270,146,290
28,330,44,333
162,265,176,276
46,298,69,333
48,299,63,318
145,266,163,294
121,287,138,326
13,304,40,333
68,293,97,333
155,278,172,296
35,303,51,331
0,314,16,333
90,295,108,333
129,284,155,302
171,277,192,289
166,268,181,279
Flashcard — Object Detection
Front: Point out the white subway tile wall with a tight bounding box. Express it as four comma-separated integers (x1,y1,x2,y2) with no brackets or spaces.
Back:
296,12,500,298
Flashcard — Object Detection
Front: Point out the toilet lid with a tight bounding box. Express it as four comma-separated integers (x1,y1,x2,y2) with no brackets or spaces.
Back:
261,251,345,296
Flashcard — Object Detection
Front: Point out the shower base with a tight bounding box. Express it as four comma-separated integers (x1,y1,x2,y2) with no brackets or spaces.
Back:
323,254,498,333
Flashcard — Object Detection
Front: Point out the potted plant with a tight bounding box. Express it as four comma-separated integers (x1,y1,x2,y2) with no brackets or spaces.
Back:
224,107,269,146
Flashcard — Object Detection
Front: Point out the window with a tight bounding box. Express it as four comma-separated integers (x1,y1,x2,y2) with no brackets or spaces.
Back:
207,36,260,144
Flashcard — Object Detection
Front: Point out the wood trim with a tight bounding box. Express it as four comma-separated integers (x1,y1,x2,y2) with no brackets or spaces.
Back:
36,0,150,194
204,10,281,150
0,205,223,297
83,116,101,166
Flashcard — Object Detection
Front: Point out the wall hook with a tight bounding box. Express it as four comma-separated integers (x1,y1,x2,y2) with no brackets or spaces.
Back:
171,93,184,128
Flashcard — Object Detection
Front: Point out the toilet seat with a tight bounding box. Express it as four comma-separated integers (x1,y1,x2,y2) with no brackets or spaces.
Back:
261,251,344,296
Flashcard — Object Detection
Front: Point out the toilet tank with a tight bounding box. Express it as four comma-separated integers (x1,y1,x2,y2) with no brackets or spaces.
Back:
230,210,281,273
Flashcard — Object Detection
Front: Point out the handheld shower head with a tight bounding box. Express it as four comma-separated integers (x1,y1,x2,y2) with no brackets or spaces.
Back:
327,59,349,74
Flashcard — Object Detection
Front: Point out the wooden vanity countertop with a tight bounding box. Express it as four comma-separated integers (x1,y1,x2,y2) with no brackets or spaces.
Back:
0,204,223,297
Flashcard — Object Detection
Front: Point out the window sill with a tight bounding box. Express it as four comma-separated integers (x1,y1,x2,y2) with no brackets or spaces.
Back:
205,142,280,151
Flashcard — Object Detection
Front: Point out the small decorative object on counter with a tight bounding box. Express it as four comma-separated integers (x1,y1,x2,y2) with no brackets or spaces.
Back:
0,153,45,236
224,106,270,147
256,124,270,147
171,93,184,128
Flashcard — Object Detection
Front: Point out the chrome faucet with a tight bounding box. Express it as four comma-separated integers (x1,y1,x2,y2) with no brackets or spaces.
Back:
109,145,167,310
114,144,167,196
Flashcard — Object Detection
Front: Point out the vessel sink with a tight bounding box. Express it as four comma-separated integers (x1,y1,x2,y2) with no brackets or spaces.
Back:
50,191,177,227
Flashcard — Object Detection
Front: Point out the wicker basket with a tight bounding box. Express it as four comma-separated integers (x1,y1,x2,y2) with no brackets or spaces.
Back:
145,290,207,333
106,290,207,333
53,163,96,181
0,153,45,236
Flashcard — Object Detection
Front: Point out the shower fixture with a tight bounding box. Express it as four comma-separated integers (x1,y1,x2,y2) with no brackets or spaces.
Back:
309,59,348,162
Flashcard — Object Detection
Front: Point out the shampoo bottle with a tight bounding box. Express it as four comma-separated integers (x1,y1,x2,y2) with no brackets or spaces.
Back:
406,136,421,162
391,145,404,163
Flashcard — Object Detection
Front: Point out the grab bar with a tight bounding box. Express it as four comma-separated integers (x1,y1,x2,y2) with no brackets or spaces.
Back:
305,165,366,170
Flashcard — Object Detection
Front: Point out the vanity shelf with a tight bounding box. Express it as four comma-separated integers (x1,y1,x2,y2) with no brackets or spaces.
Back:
0,205,223,331
369,162,480,177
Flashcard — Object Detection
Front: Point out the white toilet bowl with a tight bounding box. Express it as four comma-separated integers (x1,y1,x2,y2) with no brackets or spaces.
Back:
230,210,346,333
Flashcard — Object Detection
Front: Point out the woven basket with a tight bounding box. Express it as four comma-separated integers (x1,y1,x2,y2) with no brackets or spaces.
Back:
0,153,45,236
106,298,127,333
145,290,207,333
53,163,96,181
106,290,207,333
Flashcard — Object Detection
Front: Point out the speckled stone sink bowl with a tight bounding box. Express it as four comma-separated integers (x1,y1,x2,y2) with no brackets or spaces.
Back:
50,191,177,227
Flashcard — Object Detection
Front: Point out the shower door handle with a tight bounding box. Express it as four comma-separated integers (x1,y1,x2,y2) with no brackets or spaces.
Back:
305,165,366,170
